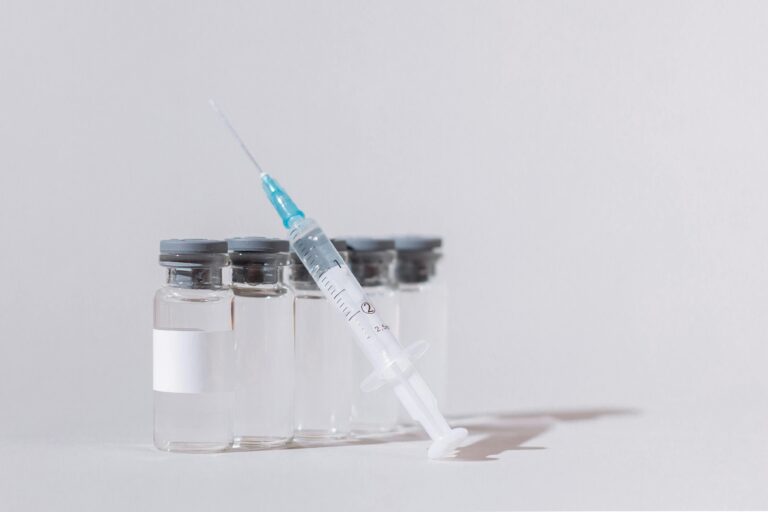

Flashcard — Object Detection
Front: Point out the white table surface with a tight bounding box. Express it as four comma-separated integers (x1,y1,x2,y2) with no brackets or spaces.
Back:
3,404,765,511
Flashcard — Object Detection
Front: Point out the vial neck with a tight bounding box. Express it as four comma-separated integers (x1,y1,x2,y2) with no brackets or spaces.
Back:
395,252,441,284
232,263,283,286
396,261,438,284
349,261,393,287
347,250,395,288
165,267,224,289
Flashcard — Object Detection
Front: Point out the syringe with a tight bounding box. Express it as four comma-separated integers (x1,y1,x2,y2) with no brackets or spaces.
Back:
211,101,468,458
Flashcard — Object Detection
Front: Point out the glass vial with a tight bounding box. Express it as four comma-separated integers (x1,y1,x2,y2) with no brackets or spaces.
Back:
343,237,401,436
394,237,447,415
229,237,294,449
153,239,234,453
290,239,354,442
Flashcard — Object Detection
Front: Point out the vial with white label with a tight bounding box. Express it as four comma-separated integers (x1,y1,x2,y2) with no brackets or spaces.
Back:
229,237,294,449
153,239,235,453
395,236,448,415
343,237,401,436
290,239,354,442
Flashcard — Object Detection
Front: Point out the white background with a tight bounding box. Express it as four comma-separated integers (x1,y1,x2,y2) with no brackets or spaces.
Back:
1,1,767,510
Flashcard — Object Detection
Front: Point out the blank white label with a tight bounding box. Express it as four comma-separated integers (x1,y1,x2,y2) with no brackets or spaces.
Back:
153,329,235,393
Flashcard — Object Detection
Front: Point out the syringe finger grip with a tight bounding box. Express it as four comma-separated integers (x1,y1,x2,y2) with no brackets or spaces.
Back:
359,340,430,392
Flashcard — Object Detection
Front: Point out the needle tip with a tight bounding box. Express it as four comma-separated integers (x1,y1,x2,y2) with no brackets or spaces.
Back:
208,99,266,176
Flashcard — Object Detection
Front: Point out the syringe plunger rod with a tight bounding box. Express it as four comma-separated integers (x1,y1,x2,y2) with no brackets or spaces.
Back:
395,375,468,459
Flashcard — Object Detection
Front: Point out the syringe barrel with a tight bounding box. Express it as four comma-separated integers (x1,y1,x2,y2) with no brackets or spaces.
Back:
288,218,407,372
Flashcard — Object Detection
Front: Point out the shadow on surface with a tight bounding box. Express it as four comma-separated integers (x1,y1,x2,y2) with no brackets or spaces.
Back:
257,407,637,459
450,407,638,462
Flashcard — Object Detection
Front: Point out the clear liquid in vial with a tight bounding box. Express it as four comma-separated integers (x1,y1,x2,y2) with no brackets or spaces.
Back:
232,286,294,448
293,291,354,441
153,286,234,453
